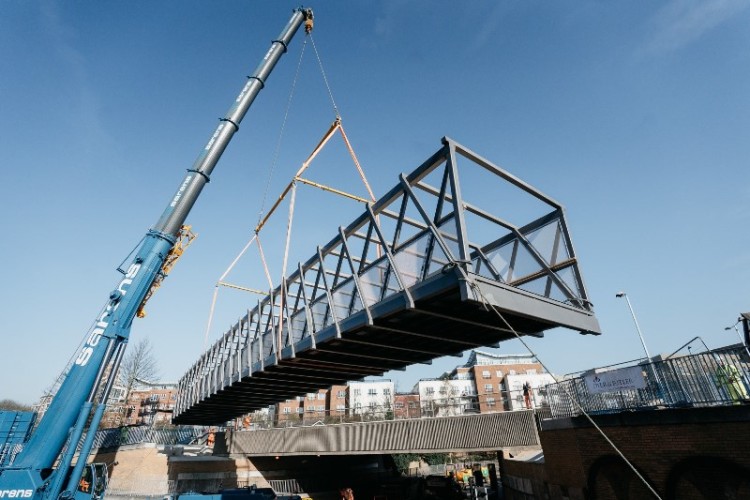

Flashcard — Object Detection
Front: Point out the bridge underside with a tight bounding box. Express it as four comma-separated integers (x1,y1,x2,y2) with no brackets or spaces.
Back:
173,138,600,425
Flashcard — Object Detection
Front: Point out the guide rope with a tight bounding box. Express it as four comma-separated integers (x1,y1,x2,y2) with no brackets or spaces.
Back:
464,279,663,499
257,37,308,227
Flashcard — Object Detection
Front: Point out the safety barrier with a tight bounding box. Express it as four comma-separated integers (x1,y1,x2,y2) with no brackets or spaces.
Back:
545,345,750,419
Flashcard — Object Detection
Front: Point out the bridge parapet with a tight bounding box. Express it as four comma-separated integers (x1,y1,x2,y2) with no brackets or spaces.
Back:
226,411,540,456
174,138,600,424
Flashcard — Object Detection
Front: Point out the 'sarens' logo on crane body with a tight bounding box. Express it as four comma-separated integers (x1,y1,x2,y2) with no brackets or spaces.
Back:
0,490,33,498
74,262,142,367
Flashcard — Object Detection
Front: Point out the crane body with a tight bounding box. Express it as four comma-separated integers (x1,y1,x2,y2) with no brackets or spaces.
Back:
0,8,313,500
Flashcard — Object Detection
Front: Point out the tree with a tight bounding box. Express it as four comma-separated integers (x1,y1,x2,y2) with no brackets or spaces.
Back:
118,338,160,406
0,399,32,412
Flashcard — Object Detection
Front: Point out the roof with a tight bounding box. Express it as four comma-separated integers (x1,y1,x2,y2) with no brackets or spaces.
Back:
506,449,545,463
465,350,538,367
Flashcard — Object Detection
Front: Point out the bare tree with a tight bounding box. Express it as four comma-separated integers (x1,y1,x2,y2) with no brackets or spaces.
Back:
118,339,160,405
0,399,32,412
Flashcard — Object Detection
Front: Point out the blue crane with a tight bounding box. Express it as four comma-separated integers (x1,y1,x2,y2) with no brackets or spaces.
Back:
0,8,313,500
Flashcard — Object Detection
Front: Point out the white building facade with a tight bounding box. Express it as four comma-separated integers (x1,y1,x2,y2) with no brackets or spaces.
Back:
414,378,477,417
503,373,556,411
348,380,394,416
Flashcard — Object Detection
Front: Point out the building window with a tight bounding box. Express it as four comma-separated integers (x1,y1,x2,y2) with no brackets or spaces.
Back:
336,404,346,412
337,390,346,398
297,407,304,414
368,388,377,396
307,394,316,401
383,388,391,396
482,370,491,379
317,393,326,400
495,370,503,377
395,402,404,409
425,387,435,395
316,406,325,411
487,397,496,407
439,387,448,395
526,369,537,375
283,407,290,414
353,389,361,397
509,370,517,375
484,384,493,393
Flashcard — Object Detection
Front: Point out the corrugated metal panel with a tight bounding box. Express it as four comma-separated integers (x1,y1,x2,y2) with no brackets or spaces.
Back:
229,411,538,456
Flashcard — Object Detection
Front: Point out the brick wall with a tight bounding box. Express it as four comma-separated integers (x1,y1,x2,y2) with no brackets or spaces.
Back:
539,405,750,499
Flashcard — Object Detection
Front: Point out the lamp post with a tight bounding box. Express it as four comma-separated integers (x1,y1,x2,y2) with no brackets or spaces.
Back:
724,322,745,347
616,292,653,361
616,292,665,403
725,320,750,358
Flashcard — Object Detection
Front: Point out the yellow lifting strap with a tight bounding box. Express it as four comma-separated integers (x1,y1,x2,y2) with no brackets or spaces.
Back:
204,118,376,345
254,117,376,235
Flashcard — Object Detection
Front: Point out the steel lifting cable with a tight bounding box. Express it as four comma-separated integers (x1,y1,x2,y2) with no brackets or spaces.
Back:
204,37,308,345
309,32,376,202
463,279,663,499
310,34,339,119
204,31,378,350
257,37,309,227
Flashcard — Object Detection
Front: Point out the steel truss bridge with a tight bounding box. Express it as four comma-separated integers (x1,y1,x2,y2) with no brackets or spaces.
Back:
173,138,600,425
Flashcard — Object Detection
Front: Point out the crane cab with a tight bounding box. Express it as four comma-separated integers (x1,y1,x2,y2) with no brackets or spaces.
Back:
72,463,108,500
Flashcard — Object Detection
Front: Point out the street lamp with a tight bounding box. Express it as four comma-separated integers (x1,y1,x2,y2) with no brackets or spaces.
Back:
616,292,653,361
724,321,745,347
724,319,750,358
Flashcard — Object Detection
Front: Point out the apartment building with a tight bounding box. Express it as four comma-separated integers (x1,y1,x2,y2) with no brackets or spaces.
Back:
466,351,546,412
413,378,477,417
276,396,304,423
393,393,421,419
329,384,348,416
274,385,347,425
348,380,394,417
504,373,556,410
100,383,177,427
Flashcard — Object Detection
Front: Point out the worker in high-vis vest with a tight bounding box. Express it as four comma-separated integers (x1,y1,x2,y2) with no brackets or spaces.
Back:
716,362,748,403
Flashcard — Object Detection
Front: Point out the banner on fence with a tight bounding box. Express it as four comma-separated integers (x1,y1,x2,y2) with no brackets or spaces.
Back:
584,366,646,394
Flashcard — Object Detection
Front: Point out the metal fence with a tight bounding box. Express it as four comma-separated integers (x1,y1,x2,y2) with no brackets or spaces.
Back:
90,426,207,450
246,391,548,430
546,345,750,419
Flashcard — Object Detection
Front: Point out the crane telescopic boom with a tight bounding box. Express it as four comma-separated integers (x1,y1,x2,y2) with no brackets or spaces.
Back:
0,8,313,500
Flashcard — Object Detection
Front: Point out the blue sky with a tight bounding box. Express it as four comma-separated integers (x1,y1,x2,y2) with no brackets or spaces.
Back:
1,1,749,404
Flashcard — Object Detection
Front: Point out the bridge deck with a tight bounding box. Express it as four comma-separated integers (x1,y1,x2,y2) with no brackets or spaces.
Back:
173,138,600,425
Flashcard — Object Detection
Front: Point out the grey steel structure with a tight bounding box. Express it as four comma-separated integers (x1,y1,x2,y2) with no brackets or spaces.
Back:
174,138,600,424
227,411,540,456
